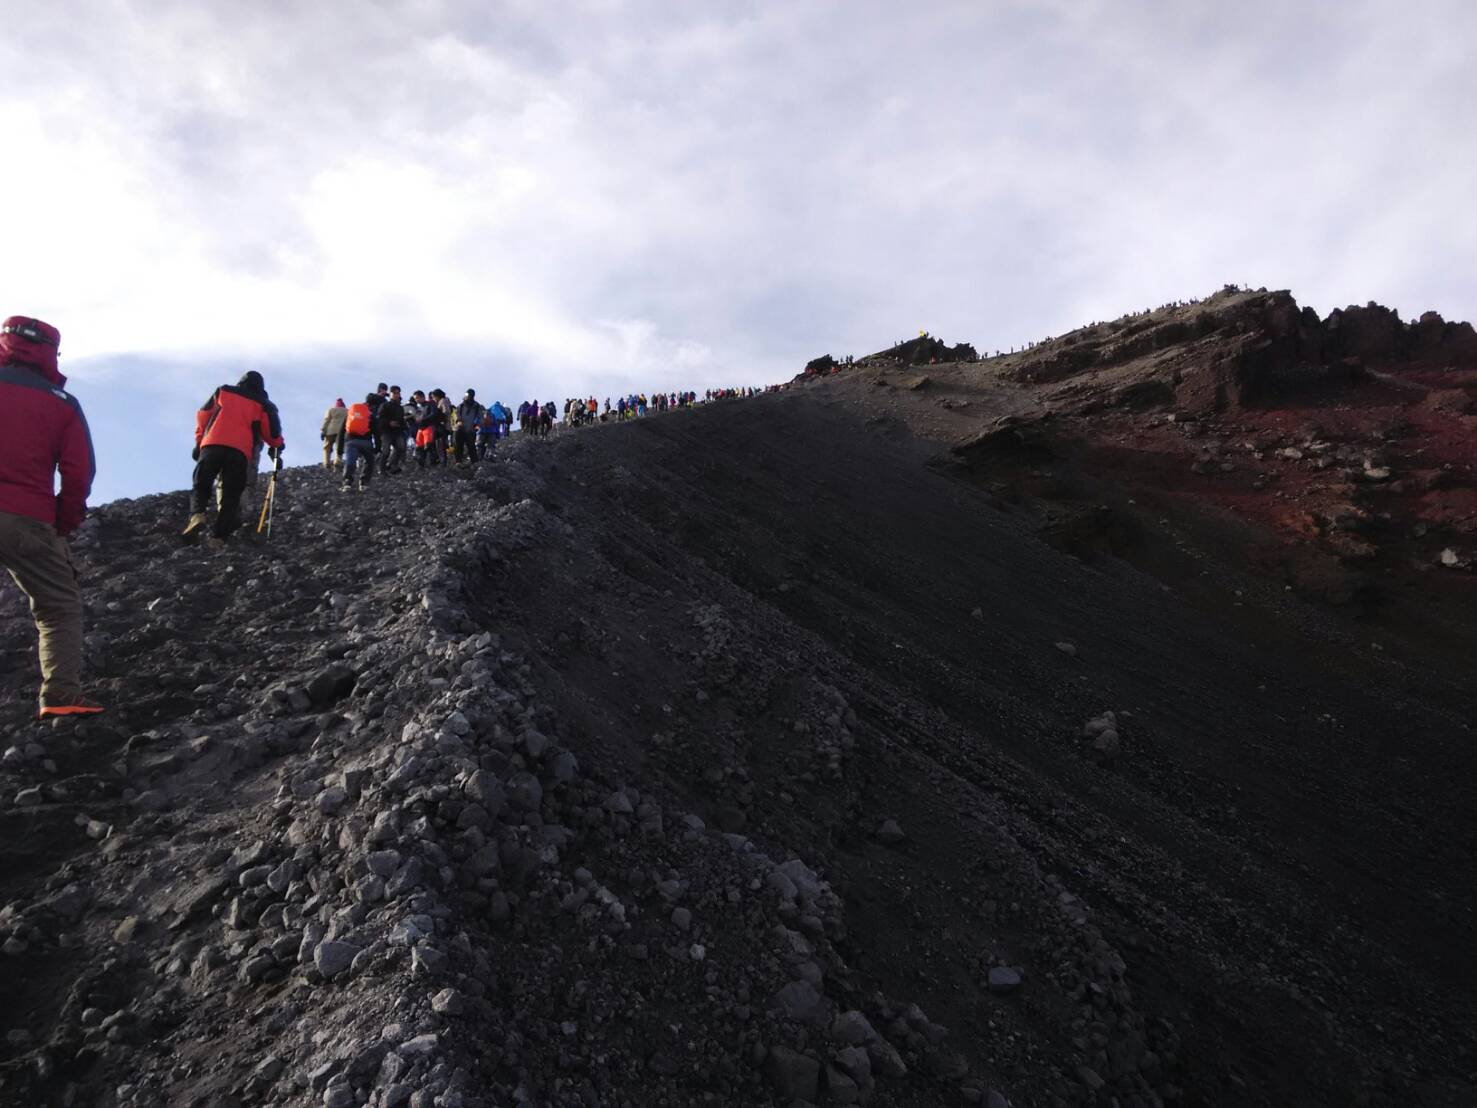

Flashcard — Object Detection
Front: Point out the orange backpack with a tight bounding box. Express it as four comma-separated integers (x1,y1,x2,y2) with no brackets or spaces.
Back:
346,403,371,436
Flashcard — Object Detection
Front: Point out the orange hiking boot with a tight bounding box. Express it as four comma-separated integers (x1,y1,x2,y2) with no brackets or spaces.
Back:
39,697,106,720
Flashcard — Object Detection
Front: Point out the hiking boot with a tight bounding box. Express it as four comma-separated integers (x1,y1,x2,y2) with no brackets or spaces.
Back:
182,512,208,541
39,696,105,720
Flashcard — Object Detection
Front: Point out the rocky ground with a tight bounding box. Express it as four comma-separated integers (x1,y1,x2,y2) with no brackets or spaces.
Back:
1,292,1475,1107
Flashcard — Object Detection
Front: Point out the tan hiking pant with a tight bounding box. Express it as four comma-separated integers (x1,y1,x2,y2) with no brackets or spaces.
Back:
0,510,84,705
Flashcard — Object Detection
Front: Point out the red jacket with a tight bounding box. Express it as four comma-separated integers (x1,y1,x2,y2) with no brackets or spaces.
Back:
0,361,95,534
195,384,284,457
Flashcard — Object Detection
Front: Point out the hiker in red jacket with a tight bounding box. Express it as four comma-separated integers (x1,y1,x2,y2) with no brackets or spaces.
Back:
0,315,103,719
184,371,285,542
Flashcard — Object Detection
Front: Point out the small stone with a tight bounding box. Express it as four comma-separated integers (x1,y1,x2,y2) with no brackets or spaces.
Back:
241,954,275,981
324,1086,355,1108
522,729,549,759
366,850,401,878
317,787,349,815
549,751,579,782
506,772,542,812
341,768,366,799
306,664,356,705
266,861,293,893
868,1039,908,1077
1093,730,1122,759
113,916,142,944
431,987,465,1015
875,819,905,845
604,790,634,815
770,979,830,1027
412,944,447,976
248,1053,285,1091
1054,641,1077,657
369,810,399,843
314,940,358,978
825,1064,861,1105
670,908,692,931
763,1044,820,1101
398,1032,438,1056
830,1010,878,1045
1076,1064,1105,1091
239,865,272,888
988,966,1022,995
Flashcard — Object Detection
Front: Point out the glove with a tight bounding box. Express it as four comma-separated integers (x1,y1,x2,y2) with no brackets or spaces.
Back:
192,446,200,462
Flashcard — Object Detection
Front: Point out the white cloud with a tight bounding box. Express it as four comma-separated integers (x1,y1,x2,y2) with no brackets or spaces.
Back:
0,0,1473,501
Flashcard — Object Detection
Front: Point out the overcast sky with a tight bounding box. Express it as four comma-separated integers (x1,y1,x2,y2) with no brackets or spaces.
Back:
2,0,1474,502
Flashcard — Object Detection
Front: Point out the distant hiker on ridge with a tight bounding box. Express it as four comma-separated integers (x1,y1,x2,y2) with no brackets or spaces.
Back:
378,385,407,475
184,370,284,544
455,389,485,466
343,393,377,492
0,315,103,718
321,398,347,469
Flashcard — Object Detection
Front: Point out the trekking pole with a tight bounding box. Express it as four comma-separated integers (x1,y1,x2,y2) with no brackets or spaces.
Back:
256,472,275,535
257,449,282,537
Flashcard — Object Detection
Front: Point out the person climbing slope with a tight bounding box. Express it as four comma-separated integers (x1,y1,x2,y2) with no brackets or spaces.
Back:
454,389,484,466
321,398,347,469
342,393,377,491
185,371,283,543
378,385,407,475
0,315,103,719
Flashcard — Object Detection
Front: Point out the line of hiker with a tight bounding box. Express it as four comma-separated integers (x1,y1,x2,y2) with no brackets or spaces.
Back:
324,389,716,484
323,385,516,491
185,375,755,543
0,308,770,722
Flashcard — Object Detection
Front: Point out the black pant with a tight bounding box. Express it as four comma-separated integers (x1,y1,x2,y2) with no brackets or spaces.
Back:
191,445,249,538
453,428,477,465
383,433,405,471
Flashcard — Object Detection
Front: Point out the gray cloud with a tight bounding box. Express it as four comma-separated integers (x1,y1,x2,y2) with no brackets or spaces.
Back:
1,0,1472,501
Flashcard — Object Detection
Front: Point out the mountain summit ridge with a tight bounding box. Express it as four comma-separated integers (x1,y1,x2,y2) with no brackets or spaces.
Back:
2,298,1474,1106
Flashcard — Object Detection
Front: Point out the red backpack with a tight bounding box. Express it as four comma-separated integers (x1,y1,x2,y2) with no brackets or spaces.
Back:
346,403,371,436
